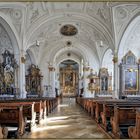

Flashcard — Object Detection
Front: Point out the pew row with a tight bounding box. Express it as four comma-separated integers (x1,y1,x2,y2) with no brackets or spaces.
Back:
128,108,140,139
0,97,58,138
0,103,26,138
76,97,140,139
110,106,137,138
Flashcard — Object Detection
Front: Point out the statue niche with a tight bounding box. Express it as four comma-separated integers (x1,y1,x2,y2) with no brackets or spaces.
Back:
98,68,112,95
26,64,43,97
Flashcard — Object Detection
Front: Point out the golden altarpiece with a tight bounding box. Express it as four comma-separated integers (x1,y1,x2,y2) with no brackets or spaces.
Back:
87,69,99,94
60,65,78,97
119,51,139,98
0,50,18,97
87,68,112,95
26,64,43,98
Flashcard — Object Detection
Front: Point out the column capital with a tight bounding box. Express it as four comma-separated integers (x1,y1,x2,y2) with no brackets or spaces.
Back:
48,66,55,72
112,49,118,63
83,66,90,72
112,56,118,63
21,57,26,64
20,49,26,64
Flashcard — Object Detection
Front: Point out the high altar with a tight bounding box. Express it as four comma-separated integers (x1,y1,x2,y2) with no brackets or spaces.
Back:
60,65,78,97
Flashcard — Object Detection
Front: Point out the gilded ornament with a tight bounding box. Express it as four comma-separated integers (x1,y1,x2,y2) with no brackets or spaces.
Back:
21,57,26,63
83,67,90,72
112,56,118,63
48,67,55,71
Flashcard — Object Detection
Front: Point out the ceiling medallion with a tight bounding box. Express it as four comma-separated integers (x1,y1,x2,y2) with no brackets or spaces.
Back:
60,24,78,36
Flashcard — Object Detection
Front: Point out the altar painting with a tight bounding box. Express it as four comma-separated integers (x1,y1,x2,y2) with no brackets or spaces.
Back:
125,70,138,91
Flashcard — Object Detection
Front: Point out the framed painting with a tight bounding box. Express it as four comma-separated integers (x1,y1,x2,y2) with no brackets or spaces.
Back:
124,69,138,91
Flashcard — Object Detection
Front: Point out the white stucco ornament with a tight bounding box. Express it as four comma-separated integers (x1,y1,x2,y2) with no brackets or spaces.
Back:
116,7,128,20
10,9,22,20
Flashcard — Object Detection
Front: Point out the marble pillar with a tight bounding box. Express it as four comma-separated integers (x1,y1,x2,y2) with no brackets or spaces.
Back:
113,54,119,99
83,66,90,97
48,66,56,97
19,51,27,98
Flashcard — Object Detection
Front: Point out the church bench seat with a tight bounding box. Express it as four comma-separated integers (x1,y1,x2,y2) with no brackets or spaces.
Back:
128,108,140,139
95,100,140,124
0,101,37,132
110,106,139,138
0,97,58,132
0,104,26,138
34,100,43,124
99,102,140,131
46,97,58,113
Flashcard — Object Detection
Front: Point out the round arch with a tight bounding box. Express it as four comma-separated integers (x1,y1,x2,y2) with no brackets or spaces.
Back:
0,13,20,63
118,14,140,63
101,48,113,75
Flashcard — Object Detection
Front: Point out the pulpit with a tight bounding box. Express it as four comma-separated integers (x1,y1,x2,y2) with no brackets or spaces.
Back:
87,69,99,94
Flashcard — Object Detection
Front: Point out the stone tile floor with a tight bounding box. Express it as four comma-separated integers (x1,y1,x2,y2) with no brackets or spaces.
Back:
25,98,109,139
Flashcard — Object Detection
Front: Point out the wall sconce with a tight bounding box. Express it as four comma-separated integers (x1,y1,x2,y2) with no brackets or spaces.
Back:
100,40,103,47
36,40,40,47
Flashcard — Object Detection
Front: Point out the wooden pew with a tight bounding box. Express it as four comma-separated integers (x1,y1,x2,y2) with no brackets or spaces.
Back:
0,99,41,131
46,100,50,115
21,102,36,131
128,108,140,139
0,127,8,138
95,99,139,123
41,100,47,119
46,97,58,114
76,97,140,139
110,105,137,138
0,97,58,138
34,100,43,124
23,98,47,124
99,101,130,131
0,103,26,138
1,100,38,131
99,101,140,132
100,103,114,131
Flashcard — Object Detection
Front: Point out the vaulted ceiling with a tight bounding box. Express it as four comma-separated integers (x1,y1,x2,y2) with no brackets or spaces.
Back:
0,2,140,71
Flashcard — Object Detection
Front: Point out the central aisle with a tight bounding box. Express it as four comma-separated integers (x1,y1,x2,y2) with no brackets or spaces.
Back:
26,98,109,139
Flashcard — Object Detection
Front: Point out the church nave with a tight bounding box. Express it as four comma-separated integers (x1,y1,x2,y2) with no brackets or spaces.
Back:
0,1,140,139
25,98,109,139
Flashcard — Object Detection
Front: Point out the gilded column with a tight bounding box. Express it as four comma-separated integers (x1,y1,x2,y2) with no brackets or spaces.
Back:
73,72,75,87
63,72,65,87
